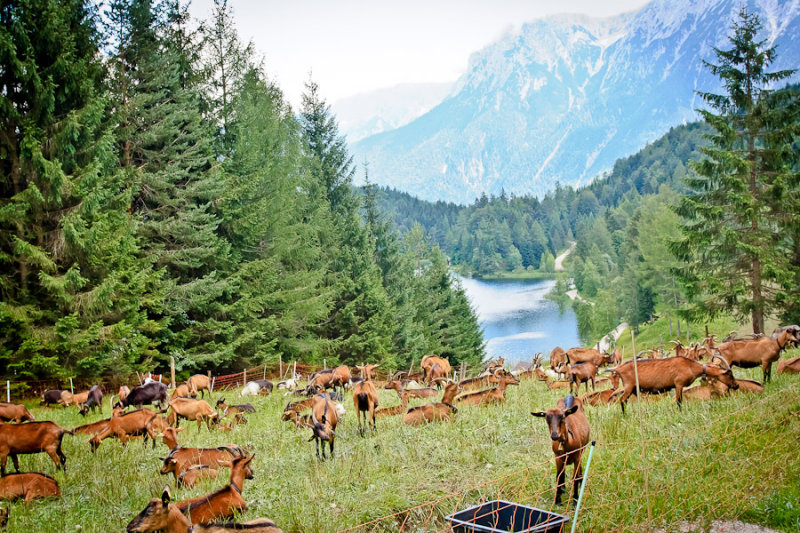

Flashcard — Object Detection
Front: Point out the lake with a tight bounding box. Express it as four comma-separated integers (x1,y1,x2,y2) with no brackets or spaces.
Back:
457,276,580,365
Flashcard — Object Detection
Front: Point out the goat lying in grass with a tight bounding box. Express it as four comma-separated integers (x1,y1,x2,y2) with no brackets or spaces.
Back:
174,454,255,524
384,380,437,399
0,472,61,501
402,382,460,426
375,391,408,419
454,374,519,406
127,486,282,532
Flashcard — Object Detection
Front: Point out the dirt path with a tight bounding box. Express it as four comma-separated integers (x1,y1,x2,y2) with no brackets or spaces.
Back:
554,241,575,271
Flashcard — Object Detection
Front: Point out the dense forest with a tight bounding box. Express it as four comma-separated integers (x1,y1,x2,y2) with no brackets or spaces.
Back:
0,0,485,380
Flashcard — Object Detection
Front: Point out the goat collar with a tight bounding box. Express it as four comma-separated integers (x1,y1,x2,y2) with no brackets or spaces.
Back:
230,480,242,494
701,364,707,376
777,335,787,352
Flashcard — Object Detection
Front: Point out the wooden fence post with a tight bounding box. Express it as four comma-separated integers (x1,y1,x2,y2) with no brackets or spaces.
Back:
170,357,175,389
279,355,283,380
460,361,466,381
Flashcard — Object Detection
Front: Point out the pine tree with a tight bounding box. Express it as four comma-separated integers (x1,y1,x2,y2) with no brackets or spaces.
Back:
0,0,151,377
674,8,797,334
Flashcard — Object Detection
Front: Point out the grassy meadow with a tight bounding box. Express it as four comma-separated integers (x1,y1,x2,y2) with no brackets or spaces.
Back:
3,348,800,532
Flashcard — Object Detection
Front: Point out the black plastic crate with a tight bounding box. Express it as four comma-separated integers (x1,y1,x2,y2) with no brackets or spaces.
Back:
446,499,570,533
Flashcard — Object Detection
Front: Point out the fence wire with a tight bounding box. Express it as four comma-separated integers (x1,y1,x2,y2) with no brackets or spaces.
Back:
338,382,800,533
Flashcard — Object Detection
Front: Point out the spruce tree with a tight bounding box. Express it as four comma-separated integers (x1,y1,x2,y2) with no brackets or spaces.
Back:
674,8,797,333
0,0,151,377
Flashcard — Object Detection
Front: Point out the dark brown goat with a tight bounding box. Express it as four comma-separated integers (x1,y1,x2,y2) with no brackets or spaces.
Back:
531,395,591,504
127,486,282,533
0,403,35,423
352,380,379,435
713,329,798,383
0,472,61,501
402,382,460,425
0,421,71,475
569,362,598,394
608,356,738,413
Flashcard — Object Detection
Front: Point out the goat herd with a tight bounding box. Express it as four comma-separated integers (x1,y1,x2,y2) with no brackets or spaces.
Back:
0,329,799,531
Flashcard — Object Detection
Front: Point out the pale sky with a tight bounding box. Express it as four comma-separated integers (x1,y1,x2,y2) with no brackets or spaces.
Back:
189,0,651,108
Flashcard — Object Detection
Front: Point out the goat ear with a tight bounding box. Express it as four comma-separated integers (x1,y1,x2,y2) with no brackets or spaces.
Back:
531,411,547,417
161,487,172,506
564,405,579,416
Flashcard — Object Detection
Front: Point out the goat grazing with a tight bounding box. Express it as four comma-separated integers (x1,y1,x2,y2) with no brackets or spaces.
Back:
608,356,738,413
89,408,162,452
168,398,219,430
713,328,798,383
116,382,169,410
127,486,282,533
352,380,379,435
0,472,61,502
309,393,339,459
402,382,460,425
0,403,35,423
172,384,192,399
187,374,212,399
0,421,71,475
531,395,591,504
455,373,520,406
78,385,104,416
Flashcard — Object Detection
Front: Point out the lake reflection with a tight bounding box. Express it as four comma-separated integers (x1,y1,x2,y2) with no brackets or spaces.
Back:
457,276,580,365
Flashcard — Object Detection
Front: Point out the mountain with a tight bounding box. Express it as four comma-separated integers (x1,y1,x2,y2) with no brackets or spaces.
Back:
352,0,800,204
332,82,453,143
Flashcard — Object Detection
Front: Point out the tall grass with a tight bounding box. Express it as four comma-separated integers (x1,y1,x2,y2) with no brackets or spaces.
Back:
4,355,800,532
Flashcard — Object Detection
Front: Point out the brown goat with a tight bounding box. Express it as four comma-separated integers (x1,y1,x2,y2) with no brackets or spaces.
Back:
171,384,192,399
455,374,520,406
609,356,738,413
0,421,71,475
421,355,451,387
402,382,460,425
309,393,339,459
355,364,379,381
579,388,622,406
0,472,60,501
531,395,591,504
537,372,571,391
569,362,598,394
177,464,221,489
777,356,800,375
119,386,131,402
187,375,212,399
352,380,379,435
168,398,219,430
385,380,437,398
375,392,409,419
59,390,89,407
127,486,282,533
713,329,798,383
89,408,161,452
549,347,567,377
175,453,254,524
566,347,605,367
0,403,35,423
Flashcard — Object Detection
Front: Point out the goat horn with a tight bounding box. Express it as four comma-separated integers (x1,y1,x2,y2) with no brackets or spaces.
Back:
712,353,731,371
669,340,681,346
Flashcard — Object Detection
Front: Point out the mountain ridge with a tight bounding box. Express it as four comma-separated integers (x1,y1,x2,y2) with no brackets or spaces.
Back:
352,0,800,204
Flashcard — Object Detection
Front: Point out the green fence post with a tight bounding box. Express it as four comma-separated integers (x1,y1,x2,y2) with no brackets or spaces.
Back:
570,440,596,533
